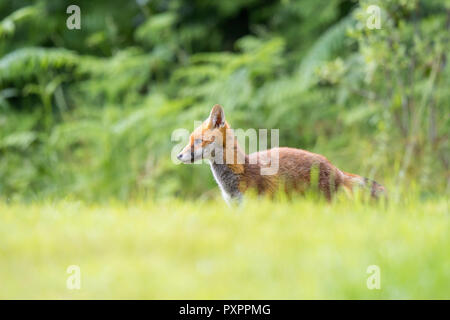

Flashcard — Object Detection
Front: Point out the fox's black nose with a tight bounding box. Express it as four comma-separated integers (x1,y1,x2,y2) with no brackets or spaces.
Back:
177,153,182,160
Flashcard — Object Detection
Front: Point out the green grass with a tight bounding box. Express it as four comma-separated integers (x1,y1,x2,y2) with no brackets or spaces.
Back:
0,196,448,299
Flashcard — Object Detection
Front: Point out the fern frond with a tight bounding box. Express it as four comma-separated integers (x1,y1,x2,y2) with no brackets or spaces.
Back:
295,15,355,89
0,47,79,85
0,5,43,38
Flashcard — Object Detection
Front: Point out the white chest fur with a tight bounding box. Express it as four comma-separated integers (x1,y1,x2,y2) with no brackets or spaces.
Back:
209,162,242,204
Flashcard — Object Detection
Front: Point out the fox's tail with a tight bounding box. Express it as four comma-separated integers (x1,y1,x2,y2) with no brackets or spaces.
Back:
341,171,386,199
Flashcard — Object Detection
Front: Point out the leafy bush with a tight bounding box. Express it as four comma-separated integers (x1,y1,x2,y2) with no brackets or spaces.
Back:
0,0,448,201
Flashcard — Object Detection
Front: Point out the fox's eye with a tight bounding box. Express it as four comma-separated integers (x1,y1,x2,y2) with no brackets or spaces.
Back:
194,139,202,145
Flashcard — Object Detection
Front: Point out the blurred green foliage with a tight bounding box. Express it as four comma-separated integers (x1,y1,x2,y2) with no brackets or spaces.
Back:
0,0,449,201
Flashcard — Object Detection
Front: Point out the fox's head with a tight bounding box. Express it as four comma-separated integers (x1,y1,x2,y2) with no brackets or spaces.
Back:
177,104,229,163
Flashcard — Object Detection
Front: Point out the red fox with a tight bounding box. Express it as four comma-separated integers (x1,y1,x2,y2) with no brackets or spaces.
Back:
177,104,385,203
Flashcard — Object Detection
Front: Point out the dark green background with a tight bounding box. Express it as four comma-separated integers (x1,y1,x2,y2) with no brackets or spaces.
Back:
0,0,448,201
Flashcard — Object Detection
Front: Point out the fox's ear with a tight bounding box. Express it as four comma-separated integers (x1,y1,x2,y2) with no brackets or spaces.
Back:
209,104,225,128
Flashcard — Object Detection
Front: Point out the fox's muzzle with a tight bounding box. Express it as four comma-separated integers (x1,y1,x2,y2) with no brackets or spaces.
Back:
177,150,195,163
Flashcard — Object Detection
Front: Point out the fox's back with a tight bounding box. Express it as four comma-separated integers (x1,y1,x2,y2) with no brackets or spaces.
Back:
245,147,344,196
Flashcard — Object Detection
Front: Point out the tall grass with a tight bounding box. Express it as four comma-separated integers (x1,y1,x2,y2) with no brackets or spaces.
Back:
1,195,448,299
